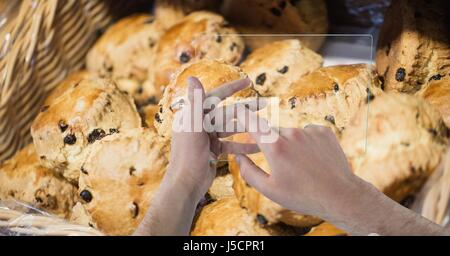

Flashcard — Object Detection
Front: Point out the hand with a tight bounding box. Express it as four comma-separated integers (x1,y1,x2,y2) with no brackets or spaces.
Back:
233,108,450,236
166,77,260,201
234,108,360,219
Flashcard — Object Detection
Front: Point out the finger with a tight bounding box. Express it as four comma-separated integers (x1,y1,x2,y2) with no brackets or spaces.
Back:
235,105,275,152
206,77,252,100
235,154,270,194
216,141,260,155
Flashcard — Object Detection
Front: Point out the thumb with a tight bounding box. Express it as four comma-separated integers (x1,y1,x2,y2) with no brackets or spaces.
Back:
235,154,270,195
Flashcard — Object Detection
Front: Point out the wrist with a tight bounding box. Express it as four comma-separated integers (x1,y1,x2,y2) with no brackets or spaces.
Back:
164,164,205,203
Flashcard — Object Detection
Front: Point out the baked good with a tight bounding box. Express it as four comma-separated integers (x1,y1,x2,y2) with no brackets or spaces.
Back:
221,0,328,51
154,0,222,29
153,11,244,88
44,71,97,105
240,39,323,97
228,64,383,227
31,78,142,183
208,165,234,200
191,197,297,236
155,59,250,139
141,104,160,132
86,14,166,103
376,0,450,93
416,75,450,127
341,93,449,202
0,144,77,218
78,128,169,235
281,64,384,131
304,222,347,236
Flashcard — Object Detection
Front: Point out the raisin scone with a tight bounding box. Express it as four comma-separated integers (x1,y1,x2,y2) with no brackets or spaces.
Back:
228,64,383,227
341,93,449,202
0,144,77,218
191,197,297,236
31,79,142,183
240,39,323,97
416,75,450,127
86,14,166,103
304,222,347,236
44,71,97,106
153,11,244,88
155,59,251,139
221,0,328,51
141,104,161,132
376,0,450,93
78,128,169,235
208,165,234,200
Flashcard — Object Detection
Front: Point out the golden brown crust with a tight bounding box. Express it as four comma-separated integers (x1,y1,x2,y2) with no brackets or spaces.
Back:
191,197,297,236
155,59,249,139
416,76,450,127
240,39,323,97
78,129,169,235
281,64,384,130
376,0,450,93
341,93,449,202
86,14,165,103
44,71,97,106
153,11,244,88
0,145,77,218
221,0,328,51
304,222,347,236
31,79,142,183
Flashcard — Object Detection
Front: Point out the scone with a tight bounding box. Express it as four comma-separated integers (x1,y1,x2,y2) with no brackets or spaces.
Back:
191,197,297,236
0,144,77,218
221,0,328,51
31,79,142,183
416,75,450,127
229,64,383,227
240,39,323,97
86,14,166,103
376,0,450,93
155,59,250,139
78,128,169,236
208,165,234,200
154,0,222,29
304,222,347,236
281,64,384,131
141,104,160,132
341,93,449,202
153,11,244,88
44,71,97,105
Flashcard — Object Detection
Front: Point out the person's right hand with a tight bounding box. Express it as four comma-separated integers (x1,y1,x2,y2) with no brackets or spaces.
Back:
233,107,368,221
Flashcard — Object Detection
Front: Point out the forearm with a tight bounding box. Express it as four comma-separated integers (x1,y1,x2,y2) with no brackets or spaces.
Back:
324,177,450,236
133,171,200,236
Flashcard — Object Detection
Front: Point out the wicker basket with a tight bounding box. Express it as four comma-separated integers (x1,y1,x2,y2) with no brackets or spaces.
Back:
0,0,151,163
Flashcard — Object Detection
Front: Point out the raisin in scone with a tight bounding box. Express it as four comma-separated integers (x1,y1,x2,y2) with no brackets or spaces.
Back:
376,0,450,93
416,75,450,127
155,59,250,139
341,93,449,202
221,0,328,51
240,39,323,97
86,14,165,103
191,197,297,236
0,144,77,218
44,71,97,106
153,11,244,88
78,128,169,235
31,79,141,183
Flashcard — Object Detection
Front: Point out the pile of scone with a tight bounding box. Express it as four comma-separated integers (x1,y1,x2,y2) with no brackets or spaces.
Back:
0,0,449,236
